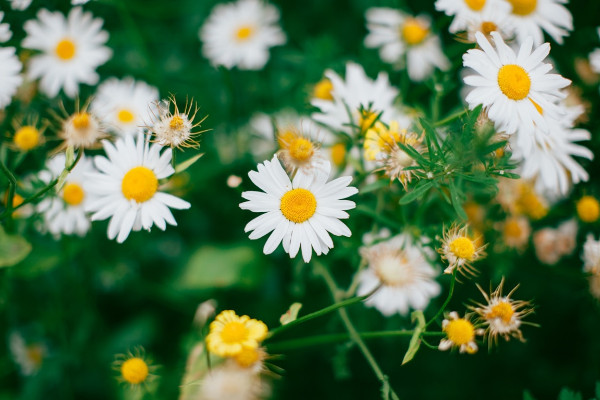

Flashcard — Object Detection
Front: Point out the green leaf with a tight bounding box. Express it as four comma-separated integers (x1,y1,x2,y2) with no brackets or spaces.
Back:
175,153,204,174
280,303,303,325
399,181,433,205
360,179,389,194
558,388,583,400
402,310,426,365
448,180,467,220
419,118,444,162
0,226,32,268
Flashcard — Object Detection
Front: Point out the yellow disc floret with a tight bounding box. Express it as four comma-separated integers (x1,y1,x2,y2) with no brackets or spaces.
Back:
169,115,184,130
72,113,90,129
235,25,254,41
444,318,475,346
117,109,135,123
497,64,531,100
13,126,40,151
55,39,76,60
121,166,158,203
120,357,149,385
288,137,314,162
503,218,522,239
62,183,85,206
486,301,515,323
280,188,317,223
313,78,334,101
401,19,429,45
577,196,600,223
465,0,486,11
507,0,537,16
480,21,498,35
233,347,262,368
449,237,475,260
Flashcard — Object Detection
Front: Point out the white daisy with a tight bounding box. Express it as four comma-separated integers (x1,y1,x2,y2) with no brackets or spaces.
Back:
462,4,516,42
505,0,572,46
240,156,358,263
356,233,441,316
22,7,112,98
9,0,32,11
364,9,450,81
199,0,286,70
91,77,159,136
434,0,511,35
36,154,95,237
85,133,191,243
311,62,409,136
582,234,600,275
463,31,570,135
0,12,12,42
0,47,23,109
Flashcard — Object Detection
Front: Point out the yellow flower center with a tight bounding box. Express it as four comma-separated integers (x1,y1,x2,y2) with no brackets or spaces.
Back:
480,21,498,35
465,0,486,11
11,193,24,208
516,185,547,220
313,78,334,101
235,25,254,42
233,347,261,368
62,183,85,206
486,301,515,323
121,166,158,203
507,0,537,16
330,143,347,167
359,110,378,132
221,321,249,344
401,19,429,45
277,130,296,149
503,219,522,239
280,188,317,223
72,113,90,129
497,64,531,100
289,137,314,162
169,115,184,130
55,39,76,60
13,126,40,151
449,237,475,259
376,255,413,286
444,318,475,345
26,346,44,367
117,109,135,123
577,196,600,223
120,357,149,385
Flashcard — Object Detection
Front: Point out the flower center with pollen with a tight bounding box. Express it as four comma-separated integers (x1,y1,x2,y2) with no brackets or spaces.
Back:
120,357,149,385
480,21,498,35
169,115,184,130
121,166,158,203
235,25,254,42
486,301,514,323
72,113,90,129
13,126,40,151
504,219,522,239
55,39,76,60
465,0,486,11
280,188,317,223
221,322,248,344
401,19,429,45
118,109,135,123
289,138,314,162
507,0,537,16
445,318,475,345
449,237,475,259
63,183,85,206
313,78,334,101
376,255,413,286
498,64,531,100
577,196,600,223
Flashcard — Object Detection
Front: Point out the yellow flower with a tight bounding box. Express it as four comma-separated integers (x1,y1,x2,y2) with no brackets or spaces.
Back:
576,196,600,223
438,312,484,354
438,224,486,277
206,310,268,357
113,348,156,387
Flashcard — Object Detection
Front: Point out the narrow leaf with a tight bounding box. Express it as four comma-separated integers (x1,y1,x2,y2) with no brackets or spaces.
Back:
402,311,426,365
175,153,204,174
399,181,433,205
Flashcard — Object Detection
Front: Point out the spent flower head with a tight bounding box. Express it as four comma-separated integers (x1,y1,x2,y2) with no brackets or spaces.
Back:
148,95,207,149
439,311,484,354
438,224,487,277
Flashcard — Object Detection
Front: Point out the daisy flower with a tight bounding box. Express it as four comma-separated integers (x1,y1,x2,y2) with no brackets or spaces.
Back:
462,4,516,42
206,310,268,357
59,106,107,149
276,126,329,176
506,0,573,46
498,215,531,251
364,8,450,81
0,47,23,109
311,62,409,136
576,196,600,224
85,133,191,243
147,96,207,149
199,0,286,70
113,348,157,387
434,0,511,35
9,333,46,376
356,234,441,316
240,156,358,263
91,77,159,136
12,122,44,153
0,12,12,42
438,311,484,354
582,234,600,275
470,278,534,347
36,154,95,237
22,7,112,98
438,224,486,276
462,31,570,135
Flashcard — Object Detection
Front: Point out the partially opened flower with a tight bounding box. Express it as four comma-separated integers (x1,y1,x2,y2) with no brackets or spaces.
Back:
206,310,268,357
506,0,572,46
22,7,112,98
0,47,23,109
85,133,191,243
240,156,358,262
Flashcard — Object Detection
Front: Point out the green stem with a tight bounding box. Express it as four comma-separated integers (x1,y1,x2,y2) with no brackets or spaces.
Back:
425,270,456,328
433,109,468,127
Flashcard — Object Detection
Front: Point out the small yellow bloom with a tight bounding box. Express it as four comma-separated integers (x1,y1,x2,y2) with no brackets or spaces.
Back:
577,196,600,223
313,78,334,101
438,224,486,277
438,312,484,354
113,348,156,387
206,310,268,357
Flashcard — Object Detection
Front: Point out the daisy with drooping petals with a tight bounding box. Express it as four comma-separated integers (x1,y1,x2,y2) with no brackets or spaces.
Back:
463,32,570,135
91,77,159,136
200,0,286,70
85,133,191,243
505,0,572,46
206,310,268,357
0,47,23,109
364,9,450,81
438,224,486,277
59,105,107,149
470,278,534,347
435,0,511,36
147,96,207,149
240,156,358,263
36,154,95,237
22,7,112,98
438,311,484,354
356,234,441,316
